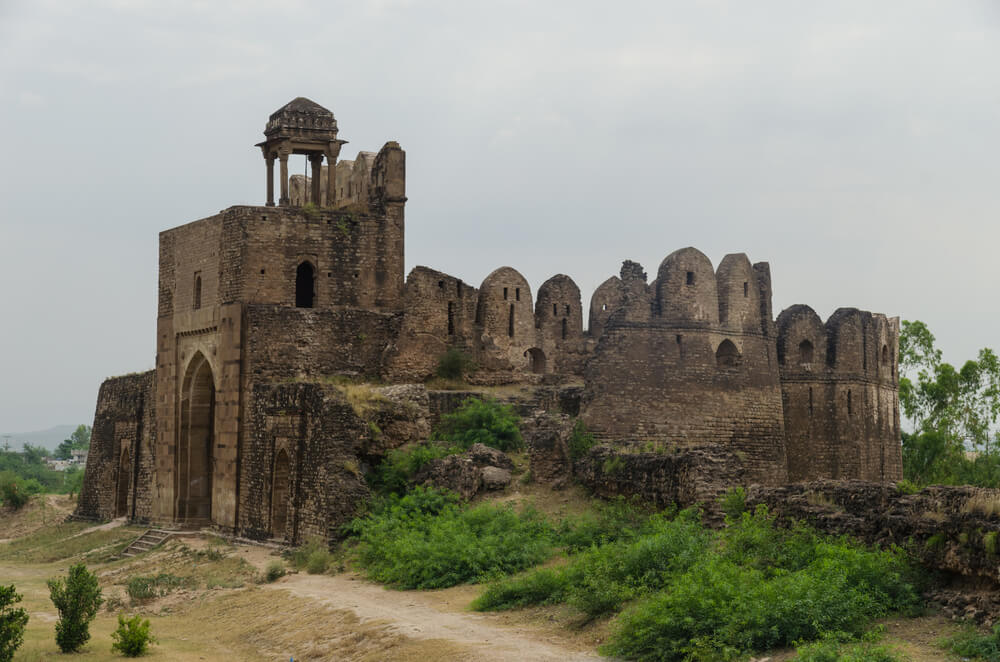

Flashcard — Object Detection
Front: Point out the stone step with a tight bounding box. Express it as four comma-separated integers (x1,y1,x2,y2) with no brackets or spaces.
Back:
118,528,173,559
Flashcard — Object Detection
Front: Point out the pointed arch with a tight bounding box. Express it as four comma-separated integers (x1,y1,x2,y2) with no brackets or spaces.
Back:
176,352,215,523
716,339,740,368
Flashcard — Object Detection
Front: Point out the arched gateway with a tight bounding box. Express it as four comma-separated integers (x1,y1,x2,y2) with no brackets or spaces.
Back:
175,352,215,524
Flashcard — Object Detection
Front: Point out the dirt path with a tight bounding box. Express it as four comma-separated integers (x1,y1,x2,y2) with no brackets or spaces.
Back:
265,573,602,661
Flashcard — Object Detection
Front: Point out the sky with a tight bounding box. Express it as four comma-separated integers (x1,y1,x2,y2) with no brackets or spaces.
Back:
0,0,998,433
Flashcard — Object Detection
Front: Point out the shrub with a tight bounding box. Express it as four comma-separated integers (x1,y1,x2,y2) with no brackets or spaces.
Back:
986,531,998,556
288,537,334,573
126,577,157,603
433,397,523,452
0,584,29,662
263,561,286,583
719,486,747,520
436,349,475,380
795,635,905,662
471,567,575,611
347,487,554,588
110,613,157,657
558,496,653,552
567,420,597,461
368,442,461,494
0,472,35,510
48,563,103,653
895,479,921,495
306,549,332,574
942,624,1000,661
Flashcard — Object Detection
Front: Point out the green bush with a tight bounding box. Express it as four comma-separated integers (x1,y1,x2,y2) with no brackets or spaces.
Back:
942,624,1000,661
347,487,554,589
306,549,332,574
288,537,335,574
558,496,653,552
0,471,38,510
719,486,747,520
48,563,103,653
602,509,920,661
110,613,157,657
435,349,475,380
263,561,286,583
471,567,575,611
794,634,904,662
126,577,156,603
368,442,461,495
432,397,523,452
0,584,29,662
568,420,597,461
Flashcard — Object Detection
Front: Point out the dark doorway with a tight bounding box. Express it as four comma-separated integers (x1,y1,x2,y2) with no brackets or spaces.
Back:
526,347,546,374
295,262,315,308
176,353,214,524
271,449,290,539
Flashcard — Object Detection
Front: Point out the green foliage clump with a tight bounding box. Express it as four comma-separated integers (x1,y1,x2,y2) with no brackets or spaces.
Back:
794,631,905,662
0,584,29,662
986,531,998,556
110,613,156,657
367,442,461,495
48,563,103,653
346,487,554,589
895,479,921,495
125,574,185,604
719,486,747,520
0,436,90,494
942,624,1000,661
0,471,37,509
432,397,523,452
289,537,336,574
55,425,91,461
602,508,920,661
601,455,625,475
263,561,286,583
558,496,654,553
435,348,476,380
476,510,709,615
568,419,597,461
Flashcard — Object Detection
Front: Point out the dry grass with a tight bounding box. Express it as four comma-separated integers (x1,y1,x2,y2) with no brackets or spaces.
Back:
336,382,389,418
804,491,841,510
963,492,1000,516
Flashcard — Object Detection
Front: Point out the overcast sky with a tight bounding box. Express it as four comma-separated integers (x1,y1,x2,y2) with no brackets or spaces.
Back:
1,0,998,433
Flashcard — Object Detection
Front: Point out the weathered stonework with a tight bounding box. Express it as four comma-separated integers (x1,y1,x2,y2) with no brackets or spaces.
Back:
77,96,903,543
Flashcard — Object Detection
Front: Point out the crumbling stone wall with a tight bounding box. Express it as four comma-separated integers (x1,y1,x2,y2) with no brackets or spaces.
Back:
581,249,789,486
75,371,155,522
777,306,901,482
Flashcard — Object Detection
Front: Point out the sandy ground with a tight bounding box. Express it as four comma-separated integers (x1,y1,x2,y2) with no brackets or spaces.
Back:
265,572,601,662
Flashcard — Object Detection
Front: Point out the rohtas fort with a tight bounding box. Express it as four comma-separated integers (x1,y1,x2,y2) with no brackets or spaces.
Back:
76,98,902,543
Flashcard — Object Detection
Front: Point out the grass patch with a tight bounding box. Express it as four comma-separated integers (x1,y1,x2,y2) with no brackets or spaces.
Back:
0,522,142,563
335,383,387,418
964,493,1000,517
344,487,555,589
941,623,1000,661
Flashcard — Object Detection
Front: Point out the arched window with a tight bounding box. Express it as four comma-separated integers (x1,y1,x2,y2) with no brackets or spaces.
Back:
799,339,814,365
193,273,202,310
295,262,315,308
716,339,740,368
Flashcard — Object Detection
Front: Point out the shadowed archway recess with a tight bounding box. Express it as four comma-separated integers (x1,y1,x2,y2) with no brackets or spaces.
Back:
176,352,215,524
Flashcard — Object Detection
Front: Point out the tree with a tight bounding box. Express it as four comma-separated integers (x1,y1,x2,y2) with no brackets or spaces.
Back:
55,425,91,461
110,613,157,657
900,320,1000,486
48,563,103,653
432,397,523,451
0,585,29,662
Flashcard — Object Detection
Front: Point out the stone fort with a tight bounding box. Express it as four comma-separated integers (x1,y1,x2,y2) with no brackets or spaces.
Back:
76,97,902,541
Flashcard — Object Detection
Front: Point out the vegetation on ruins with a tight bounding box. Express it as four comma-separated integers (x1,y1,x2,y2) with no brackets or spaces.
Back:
47,563,103,653
474,505,920,661
435,348,476,380
432,397,523,452
343,487,554,589
110,613,157,657
900,319,1000,486
366,441,462,494
0,584,28,662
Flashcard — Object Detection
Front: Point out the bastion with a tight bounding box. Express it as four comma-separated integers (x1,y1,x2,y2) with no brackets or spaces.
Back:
76,97,902,542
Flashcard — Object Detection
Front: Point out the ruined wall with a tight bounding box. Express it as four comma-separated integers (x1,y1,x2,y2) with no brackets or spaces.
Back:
75,371,155,522
777,306,901,483
535,274,587,375
386,266,479,381
475,267,535,371
581,249,789,486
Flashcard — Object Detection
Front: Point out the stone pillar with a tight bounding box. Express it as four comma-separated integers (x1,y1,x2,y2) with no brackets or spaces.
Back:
265,156,275,207
325,141,342,208
278,149,290,206
309,154,323,205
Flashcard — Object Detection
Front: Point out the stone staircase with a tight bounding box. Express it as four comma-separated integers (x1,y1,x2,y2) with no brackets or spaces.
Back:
119,529,172,558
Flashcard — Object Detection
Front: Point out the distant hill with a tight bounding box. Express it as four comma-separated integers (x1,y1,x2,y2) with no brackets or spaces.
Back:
0,425,78,452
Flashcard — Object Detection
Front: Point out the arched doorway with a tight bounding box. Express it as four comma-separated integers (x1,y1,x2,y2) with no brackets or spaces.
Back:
116,448,130,518
271,449,290,539
525,347,546,374
176,352,214,524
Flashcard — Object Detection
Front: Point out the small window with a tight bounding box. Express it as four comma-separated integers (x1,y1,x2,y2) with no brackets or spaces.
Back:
295,262,316,308
808,387,813,415
716,339,739,368
565,304,570,315
508,304,514,337
743,281,748,297
676,334,682,345
553,303,557,315
438,280,445,289
847,390,853,416
457,280,463,297
515,287,520,301
503,287,508,300
799,339,814,364
193,272,202,310
447,302,455,335
602,303,607,311
561,318,567,340
686,271,694,285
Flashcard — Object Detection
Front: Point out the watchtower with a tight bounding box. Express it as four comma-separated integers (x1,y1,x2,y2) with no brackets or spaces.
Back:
257,97,347,207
